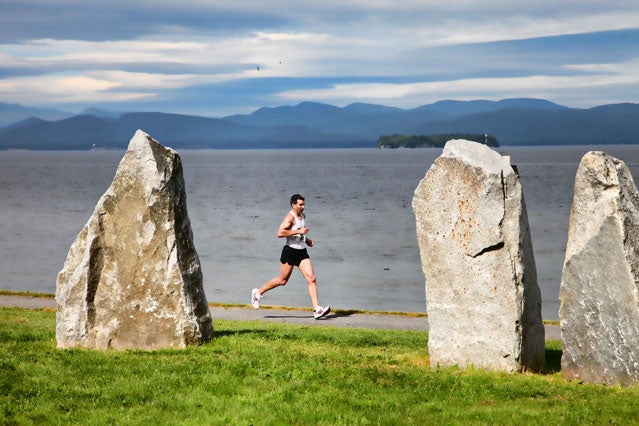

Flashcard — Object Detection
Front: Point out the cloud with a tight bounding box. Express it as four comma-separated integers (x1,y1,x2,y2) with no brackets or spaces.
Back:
0,1,291,43
275,58,639,108
0,74,153,105
2,1,637,45
0,1,637,115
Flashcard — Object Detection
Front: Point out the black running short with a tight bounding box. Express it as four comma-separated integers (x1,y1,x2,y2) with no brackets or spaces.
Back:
280,245,310,266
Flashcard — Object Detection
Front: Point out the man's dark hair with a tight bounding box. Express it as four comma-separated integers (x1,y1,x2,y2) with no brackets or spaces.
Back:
290,194,305,206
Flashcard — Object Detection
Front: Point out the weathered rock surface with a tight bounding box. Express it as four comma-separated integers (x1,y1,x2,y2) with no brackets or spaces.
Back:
559,151,639,386
56,130,213,349
412,139,545,372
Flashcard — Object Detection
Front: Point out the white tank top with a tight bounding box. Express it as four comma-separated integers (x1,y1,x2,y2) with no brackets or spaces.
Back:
286,210,306,249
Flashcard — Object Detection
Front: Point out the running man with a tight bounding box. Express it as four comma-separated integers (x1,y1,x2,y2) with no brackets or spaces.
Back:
251,194,331,319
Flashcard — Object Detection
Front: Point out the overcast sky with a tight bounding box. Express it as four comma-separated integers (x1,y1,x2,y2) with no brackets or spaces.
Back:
1,1,638,117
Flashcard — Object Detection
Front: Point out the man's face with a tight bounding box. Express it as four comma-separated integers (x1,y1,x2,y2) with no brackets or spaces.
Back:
292,199,305,214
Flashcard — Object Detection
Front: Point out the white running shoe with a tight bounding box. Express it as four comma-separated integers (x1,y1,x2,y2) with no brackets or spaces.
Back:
251,288,261,309
313,305,331,319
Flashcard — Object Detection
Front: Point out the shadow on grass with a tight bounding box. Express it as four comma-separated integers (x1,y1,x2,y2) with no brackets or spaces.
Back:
333,310,359,317
545,347,562,374
213,329,271,338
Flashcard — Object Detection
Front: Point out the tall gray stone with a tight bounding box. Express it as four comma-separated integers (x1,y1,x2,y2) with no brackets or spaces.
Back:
56,130,213,349
413,139,545,372
560,151,639,386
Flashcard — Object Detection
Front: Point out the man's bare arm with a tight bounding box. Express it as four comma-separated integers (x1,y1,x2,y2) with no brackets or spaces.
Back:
276,213,308,238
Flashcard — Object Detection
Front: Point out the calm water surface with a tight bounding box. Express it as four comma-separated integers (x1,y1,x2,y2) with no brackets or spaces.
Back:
2,146,639,319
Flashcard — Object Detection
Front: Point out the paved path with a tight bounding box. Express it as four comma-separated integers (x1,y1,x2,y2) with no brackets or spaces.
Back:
0,295,561,339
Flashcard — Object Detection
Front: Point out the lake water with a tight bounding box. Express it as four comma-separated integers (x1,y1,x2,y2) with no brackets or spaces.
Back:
2,145,639,320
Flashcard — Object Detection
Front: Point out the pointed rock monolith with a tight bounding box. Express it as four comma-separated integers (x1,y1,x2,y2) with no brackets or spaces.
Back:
560,151,639,386
413,139,545,372
56,130,213,349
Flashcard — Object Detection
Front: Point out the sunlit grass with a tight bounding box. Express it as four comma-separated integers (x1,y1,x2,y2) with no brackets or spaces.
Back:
1,308,637,425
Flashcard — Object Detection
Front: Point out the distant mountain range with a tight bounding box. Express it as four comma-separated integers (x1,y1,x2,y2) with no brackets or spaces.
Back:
1,98,638,150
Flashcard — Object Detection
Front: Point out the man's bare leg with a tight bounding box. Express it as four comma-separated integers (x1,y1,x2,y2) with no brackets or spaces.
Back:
259,263,294,296
252,263,294,309
298,258,319,308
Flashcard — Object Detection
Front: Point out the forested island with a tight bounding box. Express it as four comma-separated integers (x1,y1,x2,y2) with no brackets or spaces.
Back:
377,133,499,149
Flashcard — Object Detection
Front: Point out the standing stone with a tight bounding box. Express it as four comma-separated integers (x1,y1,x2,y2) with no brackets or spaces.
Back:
413,139,545,372
56,130,213,349
560,151,639,386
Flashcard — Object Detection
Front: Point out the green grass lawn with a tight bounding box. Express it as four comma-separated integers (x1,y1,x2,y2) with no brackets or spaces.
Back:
1,308,638,425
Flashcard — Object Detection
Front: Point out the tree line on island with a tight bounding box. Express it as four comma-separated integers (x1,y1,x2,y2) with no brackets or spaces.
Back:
378,133,499,149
